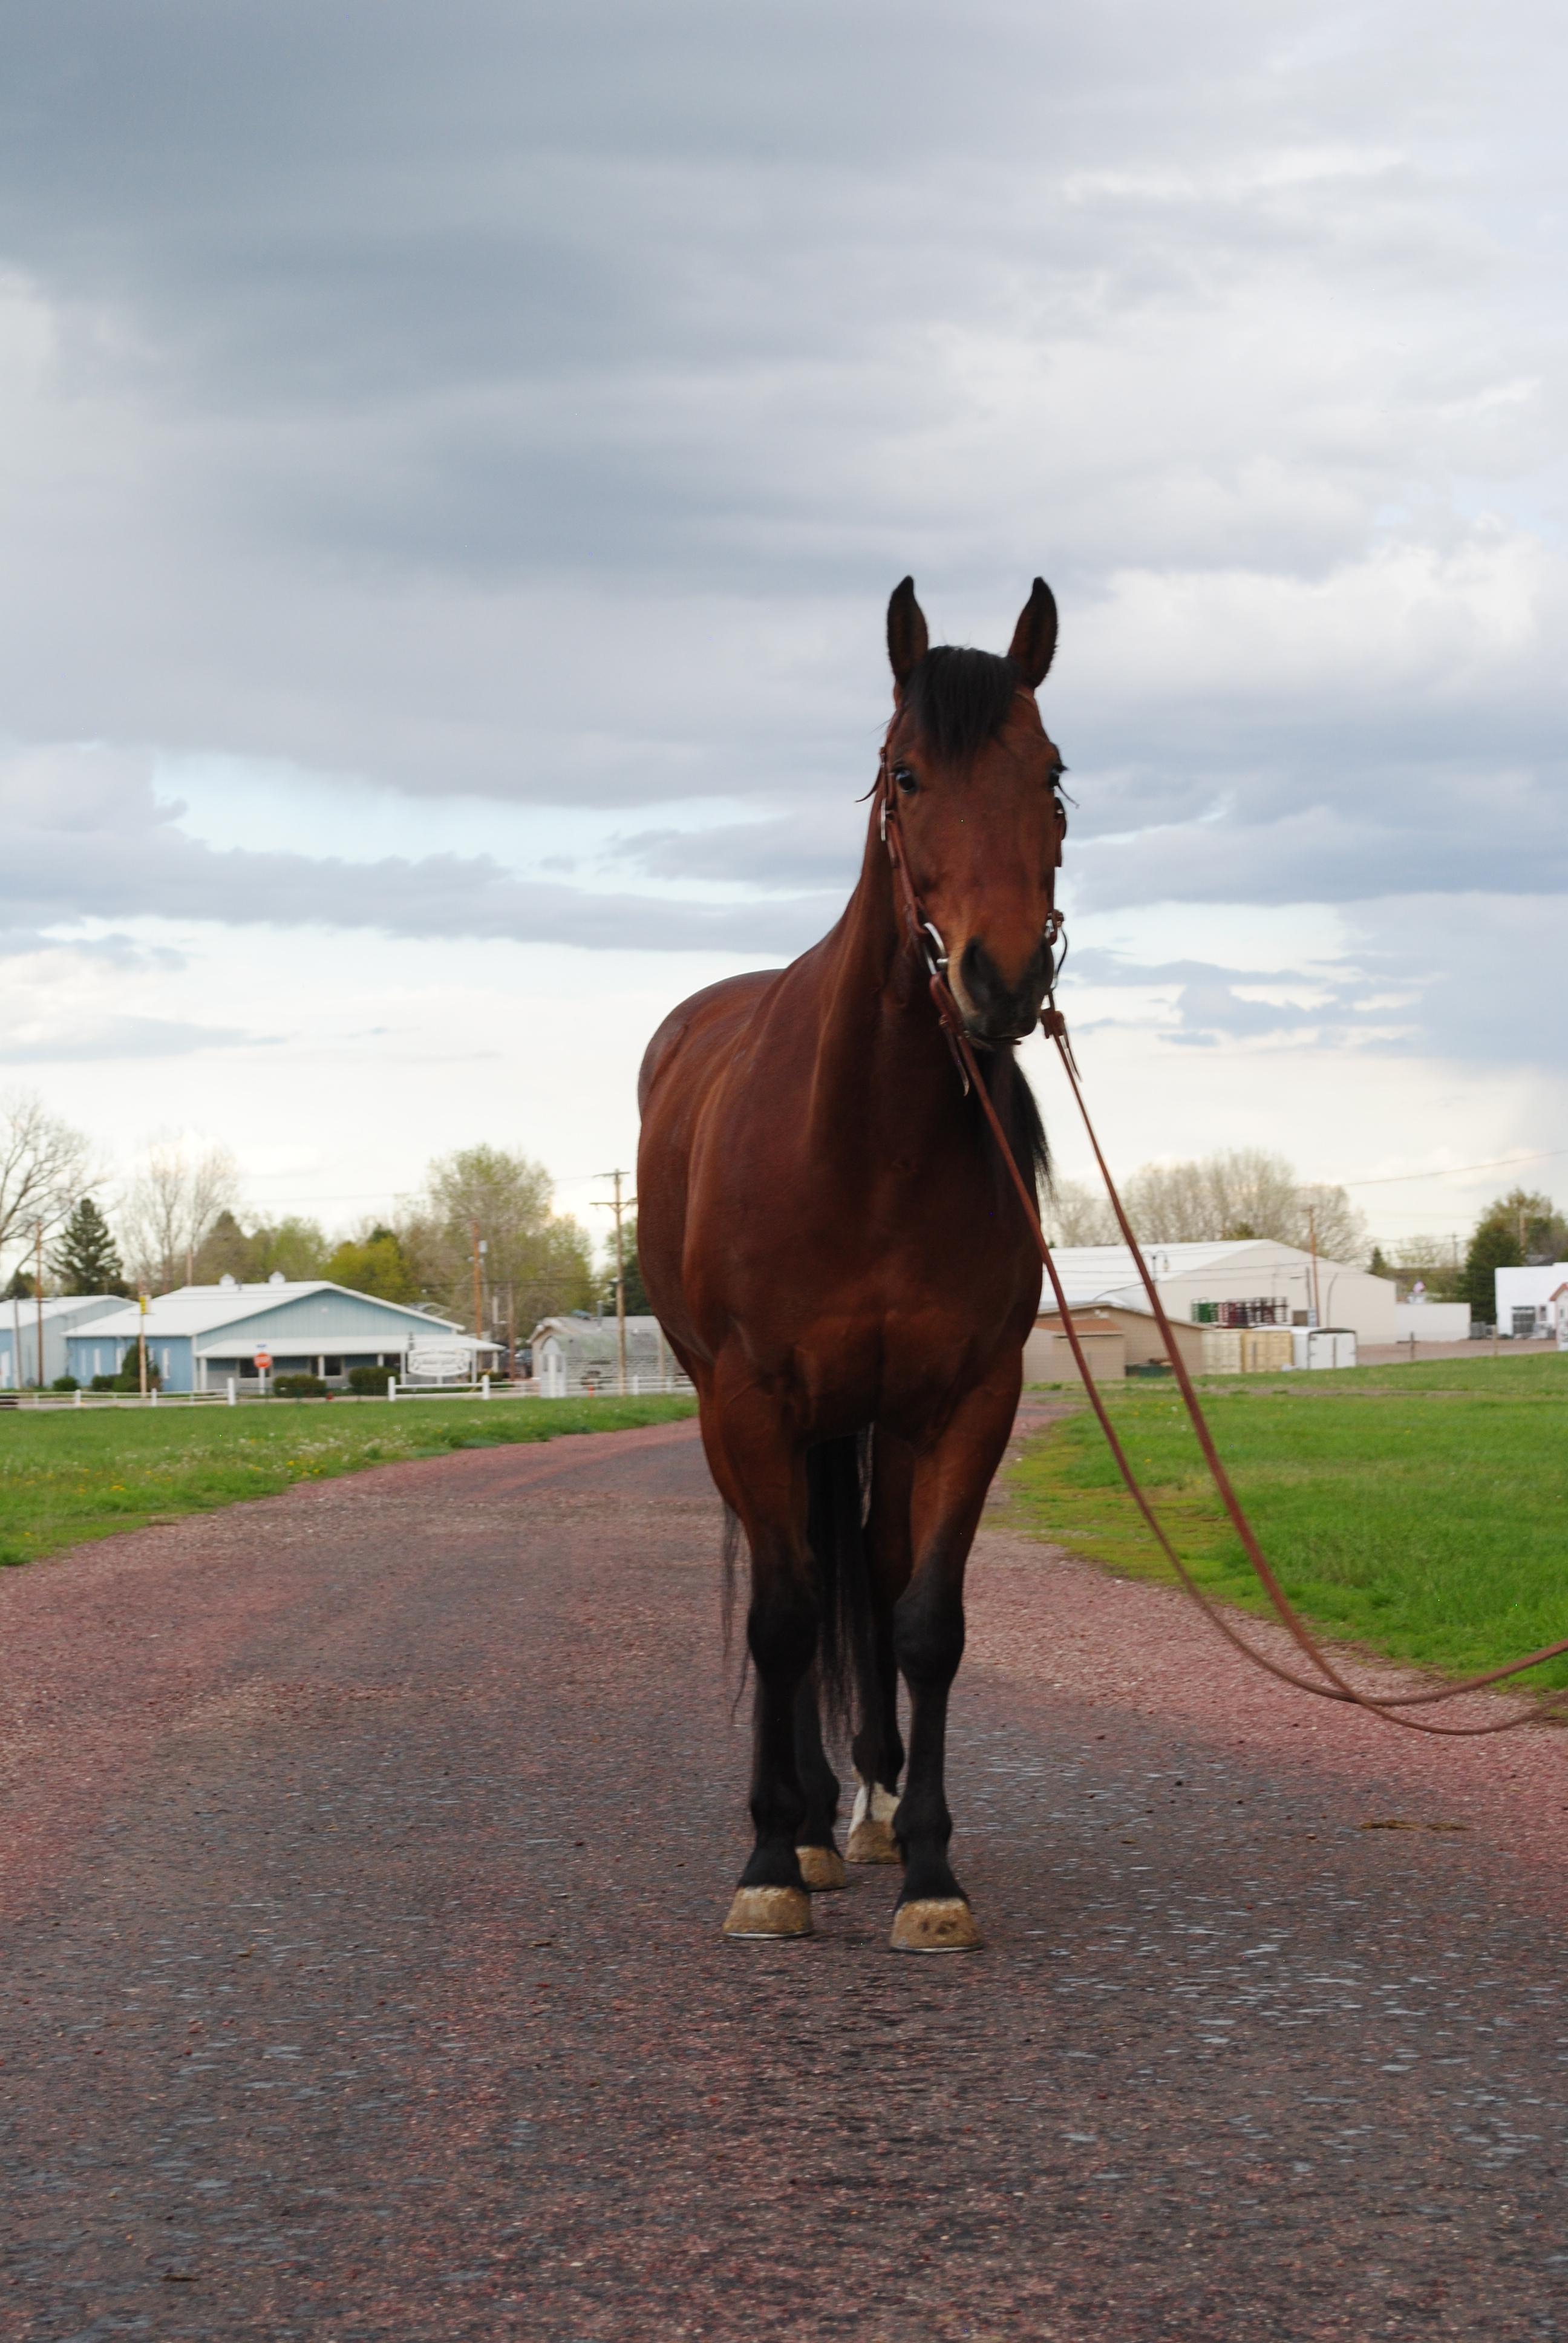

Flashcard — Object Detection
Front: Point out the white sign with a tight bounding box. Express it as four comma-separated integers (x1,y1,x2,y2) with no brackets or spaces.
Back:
407,1343,474,1382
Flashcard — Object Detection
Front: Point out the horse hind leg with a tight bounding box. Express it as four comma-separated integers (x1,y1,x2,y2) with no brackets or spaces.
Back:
846,1775,901,1866
793,1674,846,1892
848,1428,908,1864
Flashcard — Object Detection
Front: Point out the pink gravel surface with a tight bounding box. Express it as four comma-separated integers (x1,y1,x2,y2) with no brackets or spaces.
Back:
1,1412,1566,2341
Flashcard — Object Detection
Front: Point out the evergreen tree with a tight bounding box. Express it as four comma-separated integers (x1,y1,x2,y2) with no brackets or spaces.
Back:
50,1197,128,1296
1463,1188,1568,1321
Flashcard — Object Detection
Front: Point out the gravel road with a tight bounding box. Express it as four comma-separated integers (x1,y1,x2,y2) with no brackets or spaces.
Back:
2,1414,1566,2341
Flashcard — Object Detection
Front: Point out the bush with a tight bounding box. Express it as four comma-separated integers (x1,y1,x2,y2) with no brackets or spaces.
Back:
90,1374,117,1391
347,1365,393,1395
272,1372,327,1398
51,1375,79,1392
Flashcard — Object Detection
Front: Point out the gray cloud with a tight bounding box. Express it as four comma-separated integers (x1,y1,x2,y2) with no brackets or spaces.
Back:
1065,899,1568,1073
1,747,831,955
0,0,1561,1095
0,1015,260,1064
0,0,1560,837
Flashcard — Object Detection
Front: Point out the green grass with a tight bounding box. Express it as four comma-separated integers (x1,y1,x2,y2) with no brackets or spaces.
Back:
1010,1352,1568,1690
0,1395,697,1570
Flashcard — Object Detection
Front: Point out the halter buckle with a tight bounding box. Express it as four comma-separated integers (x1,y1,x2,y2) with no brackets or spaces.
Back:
920,920,949,977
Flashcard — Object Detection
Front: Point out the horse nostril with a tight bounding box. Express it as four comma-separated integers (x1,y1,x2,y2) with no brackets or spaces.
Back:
959,939,1048,1037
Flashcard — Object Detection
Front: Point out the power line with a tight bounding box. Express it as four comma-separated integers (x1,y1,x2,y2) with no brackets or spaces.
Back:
1340,1147,1568,1190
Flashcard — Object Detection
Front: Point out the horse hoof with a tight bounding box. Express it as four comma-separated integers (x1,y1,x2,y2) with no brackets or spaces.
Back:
722,1886,814,1940
889,1898,982,1955
796,1844,847,1892
846,1818,900,1864
848,1778,901,1864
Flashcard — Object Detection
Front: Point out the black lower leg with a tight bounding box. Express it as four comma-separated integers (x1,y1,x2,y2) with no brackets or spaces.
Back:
738,1574,817,1890
851,1612,905,1795
892,1578,965,1906
793,1676,840,1850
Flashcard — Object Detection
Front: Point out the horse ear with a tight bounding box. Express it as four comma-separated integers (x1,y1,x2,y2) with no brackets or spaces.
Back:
886,576,929,686
1007,578,1058,687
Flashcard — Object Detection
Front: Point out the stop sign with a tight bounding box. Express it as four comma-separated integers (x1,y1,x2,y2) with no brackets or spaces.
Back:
255,1348,272,1373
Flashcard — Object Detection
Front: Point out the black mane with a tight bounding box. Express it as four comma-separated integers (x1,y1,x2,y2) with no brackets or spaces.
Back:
901,646,1020,764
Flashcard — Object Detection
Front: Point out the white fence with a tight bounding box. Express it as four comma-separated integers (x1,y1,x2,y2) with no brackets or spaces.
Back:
0,1372,694,1413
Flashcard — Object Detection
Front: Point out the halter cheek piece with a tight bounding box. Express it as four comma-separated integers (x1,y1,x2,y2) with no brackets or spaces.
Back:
877,699,1070,1087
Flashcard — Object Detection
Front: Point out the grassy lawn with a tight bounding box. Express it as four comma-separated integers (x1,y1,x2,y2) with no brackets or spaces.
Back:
0,1395,697,1570
1009,1353,1568,1690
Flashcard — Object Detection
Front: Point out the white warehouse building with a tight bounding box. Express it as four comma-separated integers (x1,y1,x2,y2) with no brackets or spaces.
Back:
1039,1238,1397,1347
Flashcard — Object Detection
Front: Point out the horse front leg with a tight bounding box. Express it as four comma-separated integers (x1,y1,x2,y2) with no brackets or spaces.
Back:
890,1375,1018,1954
707,1403,819,1942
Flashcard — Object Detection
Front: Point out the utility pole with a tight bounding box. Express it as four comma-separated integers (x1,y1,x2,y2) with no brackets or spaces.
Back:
1307,1205,1322,1327
470,1222,486,1378
593,1171,635,1394
34,1222,45,1391
137,1291,149,1398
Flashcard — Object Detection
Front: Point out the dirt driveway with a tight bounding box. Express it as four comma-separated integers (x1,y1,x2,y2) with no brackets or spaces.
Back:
1,1416,1564,2339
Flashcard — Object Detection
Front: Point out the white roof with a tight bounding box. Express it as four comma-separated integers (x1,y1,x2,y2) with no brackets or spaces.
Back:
1046,1237,1379,1293
1,1293,126,1324
76,1281,461,1342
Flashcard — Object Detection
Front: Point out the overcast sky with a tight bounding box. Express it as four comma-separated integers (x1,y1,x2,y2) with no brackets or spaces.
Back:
1,0,1564,1254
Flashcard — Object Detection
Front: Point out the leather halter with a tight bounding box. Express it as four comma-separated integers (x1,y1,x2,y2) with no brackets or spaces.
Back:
875,701,1068,1089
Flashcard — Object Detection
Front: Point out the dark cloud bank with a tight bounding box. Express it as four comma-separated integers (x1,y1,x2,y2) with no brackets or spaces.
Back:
0,0,1565,1069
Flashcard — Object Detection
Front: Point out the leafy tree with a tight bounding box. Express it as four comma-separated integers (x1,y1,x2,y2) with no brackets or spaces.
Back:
402,1145,593,1337
1463,1188,1568,1320
246,1216,328,1282
2,1267,33,1300
50,1197,128,1294
324,1227,419,1302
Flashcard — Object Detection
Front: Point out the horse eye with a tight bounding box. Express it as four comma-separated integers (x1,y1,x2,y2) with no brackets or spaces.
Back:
893,765,918,794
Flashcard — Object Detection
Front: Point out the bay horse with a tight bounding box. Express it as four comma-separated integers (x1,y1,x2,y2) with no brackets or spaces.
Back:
636,577,1067,1951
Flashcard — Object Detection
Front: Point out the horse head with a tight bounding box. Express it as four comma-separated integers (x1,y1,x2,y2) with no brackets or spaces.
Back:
883,575,1066,1044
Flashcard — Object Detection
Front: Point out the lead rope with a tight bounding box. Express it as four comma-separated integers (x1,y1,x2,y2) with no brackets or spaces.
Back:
881,764,1568,1736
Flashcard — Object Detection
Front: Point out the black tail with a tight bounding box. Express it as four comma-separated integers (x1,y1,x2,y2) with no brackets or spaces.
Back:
805,1430,876,1744
719,1432,876,1743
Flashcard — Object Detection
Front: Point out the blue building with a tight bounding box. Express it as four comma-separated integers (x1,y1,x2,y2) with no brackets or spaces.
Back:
65,1278,492,1394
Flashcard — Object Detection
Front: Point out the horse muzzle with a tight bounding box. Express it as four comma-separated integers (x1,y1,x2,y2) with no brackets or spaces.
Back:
953,937,1053,1044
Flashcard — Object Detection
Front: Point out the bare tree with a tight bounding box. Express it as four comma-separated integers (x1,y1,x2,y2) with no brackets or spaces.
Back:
1086,1146,1367,1262
1040,1176,1119,1246
0,1090,96,1281
1120,1159,1220,1242
121,1139,241,1293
